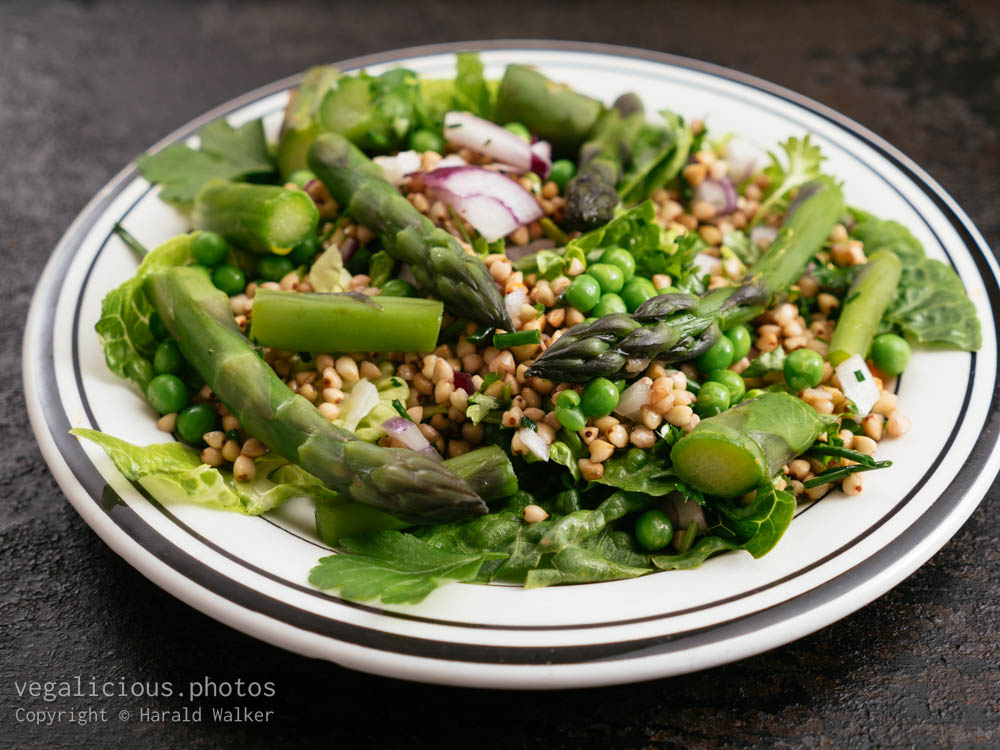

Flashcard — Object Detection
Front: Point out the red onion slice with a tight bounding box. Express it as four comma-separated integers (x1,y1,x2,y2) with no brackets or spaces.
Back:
445,111,532,172
725,136,765,183
614,379,651,418
382,417,433,452
373,150,422,186
835,354,880,417
504,287,527,325
693,177,739,215
518,427,550,462
339,237,359,263
529,140,552,180
423,166,543,242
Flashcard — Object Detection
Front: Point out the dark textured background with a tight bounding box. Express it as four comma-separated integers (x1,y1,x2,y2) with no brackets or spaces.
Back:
3,1,999,747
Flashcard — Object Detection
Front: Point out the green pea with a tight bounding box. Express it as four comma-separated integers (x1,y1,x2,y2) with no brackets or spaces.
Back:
591,292,628,317
581,377,620,417
288,169,317,188
409,127,445,153
146,374,188,415
503,122,531,141
191,231,229,267
548,159,576,192
600,247,636,280
175,403,218,444
587,263,625,294
624,447,648,472
152,340,184,374
565,274,601,312
380,279,416,297
784,348,825,391
555,405,587,432
707,369,746,403
695,336,734,374
871,334,911,376
289,233,320,266
635,509,674,551
556,389,581,409
149,312,170,341
695,380,731,417
725,324,752,362
613,379,626,392
257,255,295,282
211,264,246,296
620,277,658,312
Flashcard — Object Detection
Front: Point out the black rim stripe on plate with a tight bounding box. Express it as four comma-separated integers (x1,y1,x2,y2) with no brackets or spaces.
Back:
29,41,1000,664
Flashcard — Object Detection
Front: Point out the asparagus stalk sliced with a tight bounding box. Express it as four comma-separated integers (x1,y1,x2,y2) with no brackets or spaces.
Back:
315,445,520,544
192,179,319,255
828,249,903,366
565,93,645,229
670,392,828,497
307,133,513,331
144,266,487,524
249,289,443,353
493,64,605,157
526,179,845,382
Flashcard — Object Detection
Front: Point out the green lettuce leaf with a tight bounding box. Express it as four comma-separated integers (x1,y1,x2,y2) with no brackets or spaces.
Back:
137,119,274,203
596,454,678,496
452,51,493,119
309,531,492,604
72,428,333,515
741,347,786,378
95,234,195,391
753,134,825,225
708,483,796,558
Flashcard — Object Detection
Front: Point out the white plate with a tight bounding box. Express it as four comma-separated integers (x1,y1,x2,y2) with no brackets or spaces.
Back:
23,41,1000,689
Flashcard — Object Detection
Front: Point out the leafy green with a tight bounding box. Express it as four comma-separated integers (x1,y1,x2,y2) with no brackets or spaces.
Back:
653,484,797,569
513,245,587,280
596,454,678,496
524,545,649,588
723,229,760,266
137,119,274,203
309,531,493,604
708,483,796,557
741,347,786,378
753,134,825,225
95,234,194,391
619,110,694,205
306,243,352,292
549,441,581,482
71,428,331,515
565,201,699,284
848,209,980,350
452,51,493,119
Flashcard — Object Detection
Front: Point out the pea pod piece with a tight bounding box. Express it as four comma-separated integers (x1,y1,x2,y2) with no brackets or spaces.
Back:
828,249,903,365
670,392,828,497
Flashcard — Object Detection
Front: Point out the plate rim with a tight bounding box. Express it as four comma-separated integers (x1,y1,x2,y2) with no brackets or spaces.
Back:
23,39,1000,688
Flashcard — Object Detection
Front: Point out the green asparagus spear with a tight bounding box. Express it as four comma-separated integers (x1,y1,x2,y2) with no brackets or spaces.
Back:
526,179,844,382
493,64,605,157
670,392,828,497
144,266,487,524
307,133,514,331
315,445,520,544
192,179,319,255
828,249,903,366
249,289,443,353
276,66,341,179
564,93,644,229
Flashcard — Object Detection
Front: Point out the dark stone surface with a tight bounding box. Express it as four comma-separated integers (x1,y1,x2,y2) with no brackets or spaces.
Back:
3,1,998,747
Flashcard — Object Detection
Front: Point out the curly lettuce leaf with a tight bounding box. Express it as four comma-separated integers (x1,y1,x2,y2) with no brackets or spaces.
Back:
137,118,274,203
95,234,194,391
753,134,825,225
71,428,334,515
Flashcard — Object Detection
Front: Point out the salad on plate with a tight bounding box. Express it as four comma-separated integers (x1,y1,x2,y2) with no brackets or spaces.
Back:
75,53,981,605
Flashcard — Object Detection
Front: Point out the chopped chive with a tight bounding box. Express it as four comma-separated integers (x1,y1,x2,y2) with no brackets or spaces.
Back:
493,329,541,348
438,317,468,343
519,416,537,431
446,122,462,129
854,369,865,382
467,325,495,344
392,399,412,421
805,445,878,467
539,217,569,244
677,521,698,553
480,372,502,391
113,223,148,258
803,459,892,488
422,404,450,417
447,205,472,244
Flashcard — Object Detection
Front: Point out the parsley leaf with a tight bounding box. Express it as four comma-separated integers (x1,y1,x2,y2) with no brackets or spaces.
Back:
309,531,492,604
752,134,825,225
137,118,275,203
